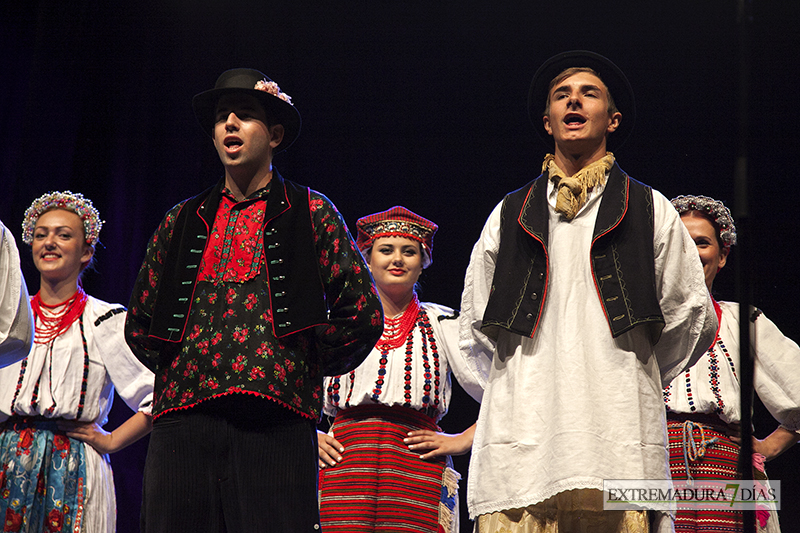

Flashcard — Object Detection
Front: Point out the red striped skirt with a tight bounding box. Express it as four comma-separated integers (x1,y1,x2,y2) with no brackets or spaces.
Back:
319,405,460,533
667,416,777,533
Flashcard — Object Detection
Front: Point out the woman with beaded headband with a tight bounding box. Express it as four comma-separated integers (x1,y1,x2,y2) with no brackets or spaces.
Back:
317,206,489,533
0,191,155,532
664,195,800,533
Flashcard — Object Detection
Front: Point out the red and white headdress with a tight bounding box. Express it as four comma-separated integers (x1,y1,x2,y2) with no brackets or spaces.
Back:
356,206,438,268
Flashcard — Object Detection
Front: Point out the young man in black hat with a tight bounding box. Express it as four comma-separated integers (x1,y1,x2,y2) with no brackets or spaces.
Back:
459,51,717,531
125,68,383,532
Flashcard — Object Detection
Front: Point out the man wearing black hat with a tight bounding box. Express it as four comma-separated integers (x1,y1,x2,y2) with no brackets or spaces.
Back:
459,52,717,531
125,69,383,531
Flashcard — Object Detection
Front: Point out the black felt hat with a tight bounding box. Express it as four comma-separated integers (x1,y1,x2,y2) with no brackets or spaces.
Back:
192,68,301,153
528,50,635,150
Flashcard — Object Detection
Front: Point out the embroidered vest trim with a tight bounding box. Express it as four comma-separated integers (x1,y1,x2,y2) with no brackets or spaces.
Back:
481,163,665,343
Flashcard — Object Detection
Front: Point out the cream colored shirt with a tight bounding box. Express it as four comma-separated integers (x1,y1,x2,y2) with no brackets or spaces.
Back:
0,221,33,368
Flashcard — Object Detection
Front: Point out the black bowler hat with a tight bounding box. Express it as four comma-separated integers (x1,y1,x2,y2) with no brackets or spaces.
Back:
527,50,635,150
192,68,302,153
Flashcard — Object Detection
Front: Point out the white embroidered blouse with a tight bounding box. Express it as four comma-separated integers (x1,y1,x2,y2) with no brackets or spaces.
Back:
665,300,800,432
323,301,488,421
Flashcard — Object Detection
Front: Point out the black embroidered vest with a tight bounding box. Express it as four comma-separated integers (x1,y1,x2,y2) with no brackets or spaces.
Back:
481,163,665,343
148,172,328,342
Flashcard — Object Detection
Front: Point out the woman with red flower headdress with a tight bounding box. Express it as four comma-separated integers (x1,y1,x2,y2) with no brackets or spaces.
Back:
665,195,800,533
0,191,154,532
317,206,490,533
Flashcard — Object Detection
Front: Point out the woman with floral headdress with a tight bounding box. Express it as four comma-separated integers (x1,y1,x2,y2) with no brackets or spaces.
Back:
665,195,800,533
0,191,154,532
317,206,489,533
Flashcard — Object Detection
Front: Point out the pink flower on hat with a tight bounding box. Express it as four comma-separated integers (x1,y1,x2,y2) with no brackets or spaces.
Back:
254,79,293,105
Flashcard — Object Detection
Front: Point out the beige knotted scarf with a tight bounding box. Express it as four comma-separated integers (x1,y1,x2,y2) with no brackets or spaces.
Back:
544,152,615,220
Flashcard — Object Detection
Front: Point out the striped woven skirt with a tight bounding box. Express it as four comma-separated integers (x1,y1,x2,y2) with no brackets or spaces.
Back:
319,404,460,533
667,416,779,533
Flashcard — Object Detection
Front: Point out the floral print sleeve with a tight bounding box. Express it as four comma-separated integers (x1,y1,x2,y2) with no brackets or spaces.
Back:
125,202,185,372
308,191,383,376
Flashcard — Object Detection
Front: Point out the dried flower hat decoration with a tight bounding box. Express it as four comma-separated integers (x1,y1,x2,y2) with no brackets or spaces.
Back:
254,79,293,105
671,194,737,248
22,191,103,246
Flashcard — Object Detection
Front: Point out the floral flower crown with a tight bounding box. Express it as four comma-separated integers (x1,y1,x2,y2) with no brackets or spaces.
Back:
671,194,737,248
254,79,293,105
22,191,103,246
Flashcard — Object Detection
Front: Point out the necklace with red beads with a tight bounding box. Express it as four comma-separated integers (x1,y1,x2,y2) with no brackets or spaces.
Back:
30,287,88,345
378,294,420,351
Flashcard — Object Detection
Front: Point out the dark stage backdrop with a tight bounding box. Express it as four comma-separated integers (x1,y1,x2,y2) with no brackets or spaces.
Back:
2,1,798,531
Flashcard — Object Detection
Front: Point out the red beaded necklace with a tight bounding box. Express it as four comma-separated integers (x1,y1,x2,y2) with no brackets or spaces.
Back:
30,287,88,344
378,294,419,351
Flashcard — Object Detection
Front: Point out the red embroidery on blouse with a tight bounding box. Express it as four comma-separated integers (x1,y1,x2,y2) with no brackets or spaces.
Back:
199,191,267,283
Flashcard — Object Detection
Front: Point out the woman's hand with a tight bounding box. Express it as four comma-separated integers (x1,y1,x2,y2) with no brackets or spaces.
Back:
752,427,800,462
58,420,114,454
729,424,800,462
318,430,345,469
58,411,153,455
404,423,476,460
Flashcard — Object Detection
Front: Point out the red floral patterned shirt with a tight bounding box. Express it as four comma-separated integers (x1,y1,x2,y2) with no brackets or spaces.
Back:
126,182,382,420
